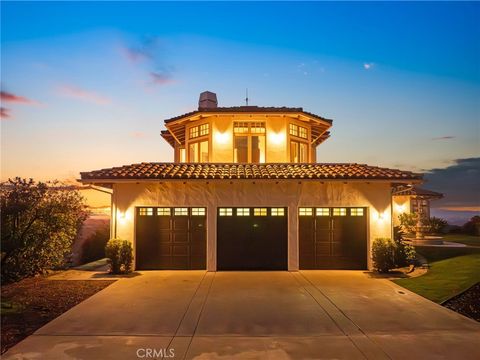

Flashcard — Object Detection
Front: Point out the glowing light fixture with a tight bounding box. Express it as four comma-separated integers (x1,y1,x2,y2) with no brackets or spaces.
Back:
269,131,286,145
395,204,406,213
214,131,229,144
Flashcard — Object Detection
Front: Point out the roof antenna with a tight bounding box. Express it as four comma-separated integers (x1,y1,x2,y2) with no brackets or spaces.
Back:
245,88,249,106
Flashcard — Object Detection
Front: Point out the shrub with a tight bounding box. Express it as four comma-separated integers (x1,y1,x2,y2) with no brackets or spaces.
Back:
398,213,417,235
105,239,133,274
81,224,110,264
372,238,396,273
1,178,88,283
463,216,480,236
425,217,448,234
393,227,416,267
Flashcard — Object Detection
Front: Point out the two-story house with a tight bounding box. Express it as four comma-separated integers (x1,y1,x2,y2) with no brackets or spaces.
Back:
80,91,422,271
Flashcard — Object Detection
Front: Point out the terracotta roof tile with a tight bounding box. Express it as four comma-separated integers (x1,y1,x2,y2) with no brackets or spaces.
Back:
80,163,422,181
164,106,333,124
393,185,443,198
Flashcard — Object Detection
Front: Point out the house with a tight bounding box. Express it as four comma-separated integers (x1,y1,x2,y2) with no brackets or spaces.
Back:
80,91,423,271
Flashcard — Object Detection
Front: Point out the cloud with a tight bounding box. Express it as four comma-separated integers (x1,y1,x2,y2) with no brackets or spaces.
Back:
57,85,111,105
149,71,173,85
432,136,455,140
425,157,480,206
363,62,374,70
1,107,11,119
0,90,38,105
425,158,480,224
121,36,159,64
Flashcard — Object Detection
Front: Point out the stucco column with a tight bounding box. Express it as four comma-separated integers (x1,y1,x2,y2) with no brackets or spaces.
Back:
288,205,299,271
207,205,217,271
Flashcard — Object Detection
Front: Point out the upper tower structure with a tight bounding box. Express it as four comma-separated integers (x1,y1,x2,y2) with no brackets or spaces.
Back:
161,92,332,164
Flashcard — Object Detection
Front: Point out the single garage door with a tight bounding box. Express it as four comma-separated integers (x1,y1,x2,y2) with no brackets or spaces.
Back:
299,207,367,269
217,207,288,270
135,207,206,270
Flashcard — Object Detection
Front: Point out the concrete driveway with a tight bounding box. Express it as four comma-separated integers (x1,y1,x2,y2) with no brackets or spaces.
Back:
4,271,480,359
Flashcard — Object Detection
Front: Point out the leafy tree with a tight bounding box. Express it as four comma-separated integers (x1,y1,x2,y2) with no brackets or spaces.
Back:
462,216,480,236
1,178,88,282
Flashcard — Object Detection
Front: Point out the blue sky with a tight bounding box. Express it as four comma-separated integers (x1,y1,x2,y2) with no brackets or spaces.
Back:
1,2,479,216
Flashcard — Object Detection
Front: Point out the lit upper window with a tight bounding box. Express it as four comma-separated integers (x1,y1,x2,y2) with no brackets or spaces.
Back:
234,122,265,134
289,123,308,139
190,123,209,139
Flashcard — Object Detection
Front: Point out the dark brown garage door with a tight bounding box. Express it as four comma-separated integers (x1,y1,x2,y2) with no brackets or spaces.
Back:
217,207,288,270
299,207,367,269
135,207,206,270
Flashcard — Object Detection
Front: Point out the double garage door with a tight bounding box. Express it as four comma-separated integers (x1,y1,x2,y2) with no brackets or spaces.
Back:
135,206,367,270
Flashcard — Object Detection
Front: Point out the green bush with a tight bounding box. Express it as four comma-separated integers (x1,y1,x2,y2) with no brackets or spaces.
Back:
372,238,396,273
105,239,133,274
393,227,416,267
81,224,110,264
1,178,88,283
398,213,417,235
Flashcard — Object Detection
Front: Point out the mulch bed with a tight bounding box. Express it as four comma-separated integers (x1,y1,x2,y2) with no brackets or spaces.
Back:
1,276,115,354
443,282,480,322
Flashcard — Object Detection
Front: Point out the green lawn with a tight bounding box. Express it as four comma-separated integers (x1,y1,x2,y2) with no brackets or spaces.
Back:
442,234,480,247
394,252,480,303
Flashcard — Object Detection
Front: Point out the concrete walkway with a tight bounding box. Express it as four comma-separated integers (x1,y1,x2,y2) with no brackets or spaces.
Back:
4,271,480,359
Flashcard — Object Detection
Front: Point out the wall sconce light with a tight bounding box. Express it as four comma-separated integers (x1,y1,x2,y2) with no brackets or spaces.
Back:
214,131,229,144
117,210,127,224
395,204,406,213
269,132,286,145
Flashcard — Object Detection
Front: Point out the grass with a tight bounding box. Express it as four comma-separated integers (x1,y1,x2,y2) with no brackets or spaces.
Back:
442,234,480,247
394,252,480,303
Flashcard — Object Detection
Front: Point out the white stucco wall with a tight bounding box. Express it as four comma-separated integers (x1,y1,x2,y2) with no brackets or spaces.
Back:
111,180,393,271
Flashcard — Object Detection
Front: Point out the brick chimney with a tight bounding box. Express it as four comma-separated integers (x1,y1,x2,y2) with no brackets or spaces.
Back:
198,91,218,110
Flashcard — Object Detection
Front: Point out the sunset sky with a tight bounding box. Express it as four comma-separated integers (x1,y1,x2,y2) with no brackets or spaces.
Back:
1,2,479,223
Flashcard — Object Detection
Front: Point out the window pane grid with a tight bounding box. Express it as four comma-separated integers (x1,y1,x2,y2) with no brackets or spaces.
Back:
289,123,308,139
350,208,364,216
219,208,233,216
174,207,188,216
299,207,313,216
254,208,267,216
157,208,171,216
199,123,209,136
139,208,153,216
236,208,250,216
234,122,265,134
316,208,330,216
192,208,206,216
333,208,347,216
271,208,285,216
